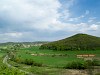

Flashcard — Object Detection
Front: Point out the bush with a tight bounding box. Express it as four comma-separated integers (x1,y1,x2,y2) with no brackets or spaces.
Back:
11,57,43,67
64,59,100,69
20,59,43,67
95,73,100,75
24,59,33,65
85,59,100,66
64,61,87,69
92,59,100,66
33,62,43,67
0,64,25,75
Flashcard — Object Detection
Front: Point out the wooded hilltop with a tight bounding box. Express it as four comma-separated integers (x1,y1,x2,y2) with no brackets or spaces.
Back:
40,33,100,51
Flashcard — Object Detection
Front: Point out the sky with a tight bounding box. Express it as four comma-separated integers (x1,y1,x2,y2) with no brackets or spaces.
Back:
0,0,100,43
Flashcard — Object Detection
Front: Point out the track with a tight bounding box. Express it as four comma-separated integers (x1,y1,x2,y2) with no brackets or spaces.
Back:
3,55,34,75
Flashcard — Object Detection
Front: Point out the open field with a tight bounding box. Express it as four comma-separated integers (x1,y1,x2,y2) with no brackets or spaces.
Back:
0,50,6,57
15,46,100,67
0,45,100,75
6,46,99,75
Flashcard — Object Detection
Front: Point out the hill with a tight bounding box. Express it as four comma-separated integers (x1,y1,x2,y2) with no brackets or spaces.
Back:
0,41,49,47
40,33,100,51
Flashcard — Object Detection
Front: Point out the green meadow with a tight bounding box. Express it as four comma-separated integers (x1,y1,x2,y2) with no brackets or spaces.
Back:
0,50,6,57
0,45,100,75
15,46,100,68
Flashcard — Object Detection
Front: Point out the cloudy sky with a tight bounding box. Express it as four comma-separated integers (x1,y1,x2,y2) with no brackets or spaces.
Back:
0,0,100,42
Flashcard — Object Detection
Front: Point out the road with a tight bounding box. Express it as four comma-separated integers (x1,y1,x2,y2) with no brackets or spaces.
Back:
3,55,34,75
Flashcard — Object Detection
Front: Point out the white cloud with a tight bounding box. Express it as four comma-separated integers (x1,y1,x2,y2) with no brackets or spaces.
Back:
0,32,23,38
0,0,62,31
88,17,96,23
4,32,23,37
68,15,84,22
0,0,99,42
61,22,99,33
68,10,90,22
0,32,23,42
60,10,70,20
59,0,75,21
89,24,98,31
0,0,78,32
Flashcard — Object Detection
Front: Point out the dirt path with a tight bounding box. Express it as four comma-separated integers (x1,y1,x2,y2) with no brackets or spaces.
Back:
3,55,34,75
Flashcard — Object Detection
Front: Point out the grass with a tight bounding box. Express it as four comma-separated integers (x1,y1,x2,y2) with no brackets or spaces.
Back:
0,51,6,57
7,46,100,75
8,59,71,75
0,50,26,75
15,46,100,68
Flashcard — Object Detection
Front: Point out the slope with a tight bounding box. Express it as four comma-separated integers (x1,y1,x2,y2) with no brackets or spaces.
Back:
40,33,100,51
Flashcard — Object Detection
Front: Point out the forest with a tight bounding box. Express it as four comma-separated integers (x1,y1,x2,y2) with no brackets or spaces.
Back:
40,34,100,51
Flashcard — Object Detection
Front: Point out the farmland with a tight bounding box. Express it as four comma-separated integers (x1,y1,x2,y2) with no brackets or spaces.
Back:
0,51,6,57
7,46,100,75
15,46,100,67
0,34,100,75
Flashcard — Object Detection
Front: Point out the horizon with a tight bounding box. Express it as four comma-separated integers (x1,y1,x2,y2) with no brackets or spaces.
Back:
0,0,100,43
0,33,99,43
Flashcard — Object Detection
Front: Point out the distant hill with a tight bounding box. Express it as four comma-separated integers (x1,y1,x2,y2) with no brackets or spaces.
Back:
0,41,49,47
40,34,100,51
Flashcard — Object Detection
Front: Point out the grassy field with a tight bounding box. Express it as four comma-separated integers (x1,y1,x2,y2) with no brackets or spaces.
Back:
15,46,100,68
0,50,6,57
2,46,99,75
0,49,26,75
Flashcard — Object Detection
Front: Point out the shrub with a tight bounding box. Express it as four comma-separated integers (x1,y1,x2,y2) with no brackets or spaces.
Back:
19,59,43,67
11,56,43,67
64,61,87,69
92,59,100,66
64,59,100,69
33,62,43,67
95,73,100,75
85,59,100,66
24,59,33,65
0,64,25,75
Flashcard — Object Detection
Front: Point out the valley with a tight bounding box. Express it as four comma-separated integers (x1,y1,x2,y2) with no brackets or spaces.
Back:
0,34,100,75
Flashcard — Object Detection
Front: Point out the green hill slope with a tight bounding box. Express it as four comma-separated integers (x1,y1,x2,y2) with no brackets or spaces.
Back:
40,33,100,51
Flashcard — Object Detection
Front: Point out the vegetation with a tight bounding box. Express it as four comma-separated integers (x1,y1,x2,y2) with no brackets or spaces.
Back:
40,33,100,51
0,54,26,75
63,59,100,69
8,46,100,68
0,34,100,75
0,64,26,75
7,46,99,75
95,73,100,75
0,45,100,75
13,58,43,67
63,61,87,69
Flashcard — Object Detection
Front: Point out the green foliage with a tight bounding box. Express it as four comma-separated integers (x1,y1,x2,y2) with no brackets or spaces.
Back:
24,59,34,65
11,56,43,67
95,73,100,75
22,59,43,67
92,59,100,66
15,46,100,68
63,61,87,69
0,59,26,75
64,59,100,69
85,59,100,66
40,33,100,51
